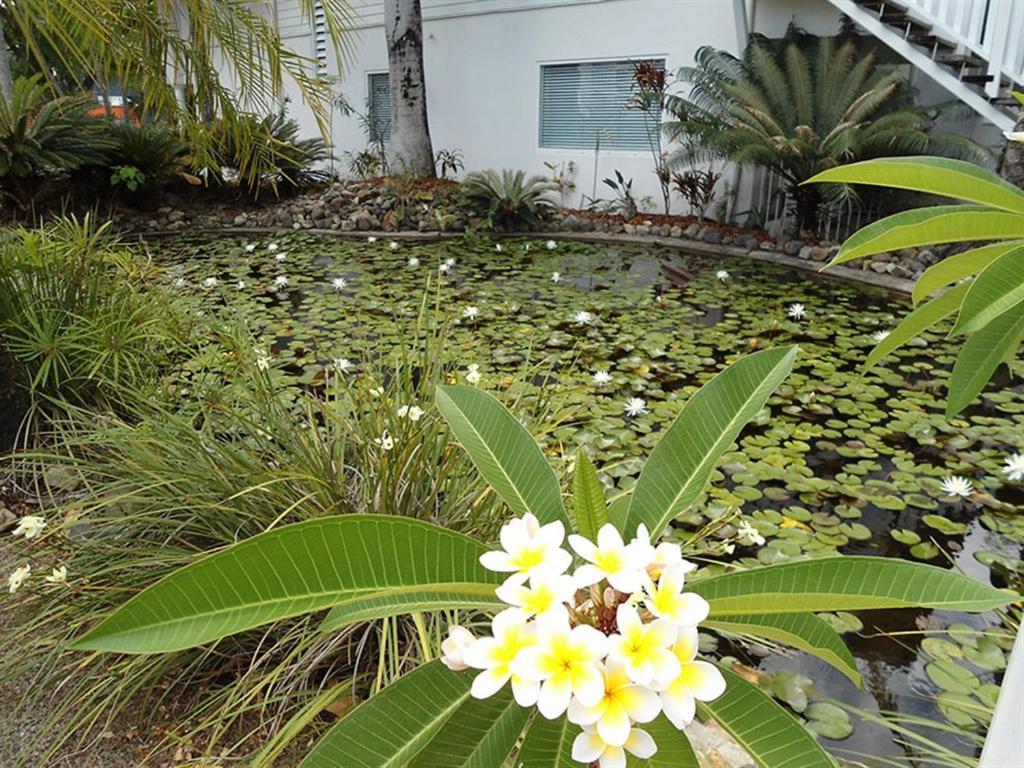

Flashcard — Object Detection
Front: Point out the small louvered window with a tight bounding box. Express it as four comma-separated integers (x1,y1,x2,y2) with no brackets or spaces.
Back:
367,72,391,143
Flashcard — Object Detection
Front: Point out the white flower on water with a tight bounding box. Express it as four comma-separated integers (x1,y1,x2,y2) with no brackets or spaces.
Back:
397,404,424,422
495,243,504,252
466,364,482,384
872,329,890,342
1003,453,1024,482
593,371,613,387
524,243,531,252
480,513,572,583
658,627,727,729
202,276,218,289
940,475,974,498
275,252,287,262
274,275,289,289
551,271,562,283
439,262,452,275
546,240,558,250
331,277,347,292
572,725,656,768
267,242,279,252
408,256,420,267
715,269,730,281
463,305,480,321
390,240,399,251
44,565,68,585
787,303,806,320
570,524,649,594
7,564,30,594
440,625,475,671
374,430,394,451
573,310,595,326
623,397,647,418
236,280,245,290
12,515,46,540
173,277,186,289
367,236,378,244
245,243,257,253
332,358,353,373
736,520,766,547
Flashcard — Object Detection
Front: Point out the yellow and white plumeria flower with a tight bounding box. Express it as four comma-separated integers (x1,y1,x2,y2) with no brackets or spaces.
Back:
569,523,649,594
643,563,710,626
572,725,656,768
648,541,697,579
464,611,539,706
495,573,576,623
607,603,680,686
513,619,608,718
659,626,727,728
566,661,659,746
440,625,475,671
480,513,572,583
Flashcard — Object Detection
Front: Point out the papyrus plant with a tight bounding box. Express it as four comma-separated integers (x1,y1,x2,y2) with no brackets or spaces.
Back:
72,346,1015,766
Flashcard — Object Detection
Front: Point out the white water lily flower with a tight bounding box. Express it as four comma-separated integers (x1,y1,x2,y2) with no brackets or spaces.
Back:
787,303,806,320
407,256,420,267
267,242,279,252
623,397,648,418
7,564,30,593
202,276,218,289
444,257,456,268
512,619,608,718
44,565,67,584
495,243,504,252
607,603,679,686
440,625,475,671
439,262,452,275
592,371,613,387
275,252,287,262
397,404,424,422
940,475,974,498
659,626,727,728
643,564,709,627
236,280,245,290
389,240,399,251
524,243,531,252
374,430,394,451
551,271,561,283
12,515,46,540
872,329,890,342
495,573,576,623
369,386,384,398
736,520,766,547
647,542,696,580
480,513,572,582
464,611,539,705
367,236,378,243
572,726,656,768
245,243,257,253
332,358,353,373
569,523,650,594
331,277,347,291
1002,452,1024,482
715,269,729,281
573,310,595,326
546,240,557,250
274,275,289,289
174,277,186,289
567,661,660,747
463,305,479,321
255,351,271,371
466,363,482,385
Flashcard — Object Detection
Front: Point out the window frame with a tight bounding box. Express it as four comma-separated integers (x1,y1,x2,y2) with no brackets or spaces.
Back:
366,70,391,144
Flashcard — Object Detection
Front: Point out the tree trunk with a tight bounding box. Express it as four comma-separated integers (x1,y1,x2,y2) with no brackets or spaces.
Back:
999,112,1024,190
0,19,14,101
383,0,434,177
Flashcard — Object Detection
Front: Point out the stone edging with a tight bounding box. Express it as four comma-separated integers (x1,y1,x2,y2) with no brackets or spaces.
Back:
132,227,915,296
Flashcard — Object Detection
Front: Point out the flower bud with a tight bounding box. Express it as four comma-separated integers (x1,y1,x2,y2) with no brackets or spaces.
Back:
440,625,475,671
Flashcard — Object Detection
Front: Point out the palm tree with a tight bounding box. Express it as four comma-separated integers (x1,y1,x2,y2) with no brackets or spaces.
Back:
384,0,434,176
664,31,988,233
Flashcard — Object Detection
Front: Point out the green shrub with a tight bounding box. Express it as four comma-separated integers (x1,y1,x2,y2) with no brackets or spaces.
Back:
104,121,192,186
461,169,555,231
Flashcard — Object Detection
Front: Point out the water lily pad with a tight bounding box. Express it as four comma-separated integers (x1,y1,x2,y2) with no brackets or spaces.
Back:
926,660,979,693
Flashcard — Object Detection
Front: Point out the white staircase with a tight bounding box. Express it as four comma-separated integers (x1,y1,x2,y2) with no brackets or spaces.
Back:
825,0,1023,131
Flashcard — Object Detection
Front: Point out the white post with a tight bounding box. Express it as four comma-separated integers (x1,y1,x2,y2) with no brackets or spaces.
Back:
979,624,1024,766
985,0,1012,98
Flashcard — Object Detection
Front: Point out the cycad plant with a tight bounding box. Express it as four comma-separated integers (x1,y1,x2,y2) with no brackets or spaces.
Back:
665,32,987,232
462,169,556,231
70,347,1014,767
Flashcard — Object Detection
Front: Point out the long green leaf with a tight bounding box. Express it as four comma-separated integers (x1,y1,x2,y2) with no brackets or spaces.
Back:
913,241,1024,305
865,283,968,369
693,557,1015,616
826,206,1024,265
318,585,502,634
805,157,1024,214
72,516,502,653
572,448,608,539
436,384,567,526
952,247,1024,336
705,614,861,686
946,303,1024,416
409,686,530,768
301,661,470,768
697,668,836,768
628,715,700,767
627,346,797,537
516,714,577,767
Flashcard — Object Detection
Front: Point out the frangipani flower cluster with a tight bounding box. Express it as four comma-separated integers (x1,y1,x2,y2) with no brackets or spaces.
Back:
441,513,725,767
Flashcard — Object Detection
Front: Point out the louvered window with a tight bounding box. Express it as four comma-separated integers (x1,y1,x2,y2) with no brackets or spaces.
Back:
313,1,328,73
539,59,663,151
367,72,391,143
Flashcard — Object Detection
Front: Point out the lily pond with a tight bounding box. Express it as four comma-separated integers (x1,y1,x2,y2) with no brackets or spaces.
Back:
156,233,1023,761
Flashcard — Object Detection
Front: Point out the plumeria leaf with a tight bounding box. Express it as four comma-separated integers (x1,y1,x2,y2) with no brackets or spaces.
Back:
698,667,837,768
912,241,1023,305
865,283,968,369
409,686,530,768
952,246,1024,336
516,714,577,767
627,346,797,537
572,448,609,539
301,661,470,768
805,157,1024,215
627,715,700,766
704,613,861,686
437,384,568,526
72,516,502,653
692,557,1015,616
946,303,1024,416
